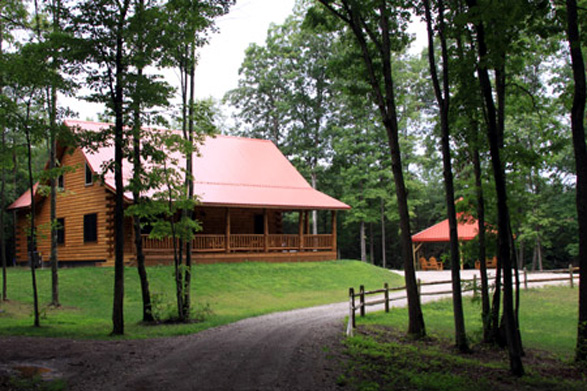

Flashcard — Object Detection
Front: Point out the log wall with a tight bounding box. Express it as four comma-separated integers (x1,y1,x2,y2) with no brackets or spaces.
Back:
15,148,134,266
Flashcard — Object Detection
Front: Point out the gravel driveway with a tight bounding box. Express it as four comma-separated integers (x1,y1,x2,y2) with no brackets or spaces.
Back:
0,269,572,390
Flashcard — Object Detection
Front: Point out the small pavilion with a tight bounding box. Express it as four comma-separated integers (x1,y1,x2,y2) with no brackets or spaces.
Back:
411,212,479,269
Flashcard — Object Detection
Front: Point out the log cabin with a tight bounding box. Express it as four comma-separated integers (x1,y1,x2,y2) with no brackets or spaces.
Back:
8,120,350,267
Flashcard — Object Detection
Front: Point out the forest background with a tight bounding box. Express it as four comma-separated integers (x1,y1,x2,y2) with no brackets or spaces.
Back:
0,0,582,272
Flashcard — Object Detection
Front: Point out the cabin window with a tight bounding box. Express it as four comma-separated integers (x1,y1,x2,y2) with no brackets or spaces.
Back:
58,174,64,189
85,163,93,186
83,213,98,243
57,218,65,245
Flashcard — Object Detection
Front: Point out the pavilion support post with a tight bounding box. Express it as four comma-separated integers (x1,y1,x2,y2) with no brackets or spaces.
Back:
299,210,304,251
225,208,231,254
412,242,423,270
264,208,269,253
331,210,337,256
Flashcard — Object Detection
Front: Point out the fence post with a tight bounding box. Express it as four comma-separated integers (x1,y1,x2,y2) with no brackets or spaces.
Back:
570,264,574,288
347,288,354,336
417,279,421,295
473,274,478,299
350,287,356,329
384,282,390,313
359,285,365,317
523,267,528,290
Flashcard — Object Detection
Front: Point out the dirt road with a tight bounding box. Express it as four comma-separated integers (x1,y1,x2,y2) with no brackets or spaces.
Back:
119,303,348,391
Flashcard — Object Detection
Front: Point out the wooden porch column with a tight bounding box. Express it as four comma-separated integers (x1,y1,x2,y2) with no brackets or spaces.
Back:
226,208,231,253
264,208,269,252
331,210,337,255
304,210,310,234
298,210,304,251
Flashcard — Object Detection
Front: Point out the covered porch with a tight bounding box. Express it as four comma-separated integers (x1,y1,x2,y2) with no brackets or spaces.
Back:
140,207,339,265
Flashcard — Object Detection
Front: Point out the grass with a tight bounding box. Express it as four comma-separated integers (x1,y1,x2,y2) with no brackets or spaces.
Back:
0,260,402,339
357,286,578,356
340,286,586,391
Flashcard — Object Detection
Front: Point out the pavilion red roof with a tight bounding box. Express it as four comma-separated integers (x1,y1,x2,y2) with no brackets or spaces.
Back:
8,120,350,211
411,213,479,243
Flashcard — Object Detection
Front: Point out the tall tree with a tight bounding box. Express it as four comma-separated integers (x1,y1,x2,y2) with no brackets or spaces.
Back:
563,0,587,362
312,0,426,337
463,0,525,375
43,0,67,308
163,0,233,321
0,0,29,304
71,0,132,335
422,0,468,352
3,42,56,327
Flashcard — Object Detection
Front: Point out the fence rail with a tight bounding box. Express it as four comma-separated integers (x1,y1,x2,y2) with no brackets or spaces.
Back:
346,265,578,337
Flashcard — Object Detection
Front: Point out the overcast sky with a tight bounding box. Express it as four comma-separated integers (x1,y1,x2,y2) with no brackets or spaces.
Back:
67,0,425,121
67,0,297,121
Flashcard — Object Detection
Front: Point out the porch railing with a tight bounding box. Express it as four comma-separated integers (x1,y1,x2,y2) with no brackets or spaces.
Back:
268,234,299,250
193,235,225,252
142,233,334,253
303,234,333,250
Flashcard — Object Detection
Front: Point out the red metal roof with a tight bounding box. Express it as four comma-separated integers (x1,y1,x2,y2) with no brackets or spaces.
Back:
411,213,479,242
7,183,39,210
9,120,350,211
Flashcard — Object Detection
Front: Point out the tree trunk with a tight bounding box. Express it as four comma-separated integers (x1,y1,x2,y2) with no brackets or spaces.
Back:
177,53,189,322
381,198,386,269
466,0,524,375
11,137,17,270
311,172,318,235
0,25,6,301
564,0,587,362
518,241,524,270
473,146,490,342
182,41,197,320
317,0,425,338
369,222,374,265
537,238,543,271
24,119,40,327
48,0,61,308
424,0,468,352
111,1,130,336
131,7,154,322
360,221,367,262
49,109,59,306
1,123,6,301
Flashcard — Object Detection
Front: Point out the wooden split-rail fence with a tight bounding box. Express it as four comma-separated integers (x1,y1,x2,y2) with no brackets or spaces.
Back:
346,265,579,337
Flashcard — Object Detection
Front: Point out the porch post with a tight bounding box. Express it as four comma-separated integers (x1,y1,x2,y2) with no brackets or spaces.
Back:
298,210,304,251
304,210,310,234
264,208,269,253
331,210,337,255
226,208,231,253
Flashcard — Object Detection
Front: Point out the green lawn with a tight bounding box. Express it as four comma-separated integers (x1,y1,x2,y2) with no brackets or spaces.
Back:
0,260,402,339
357,286,578,356
341,286,585,391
